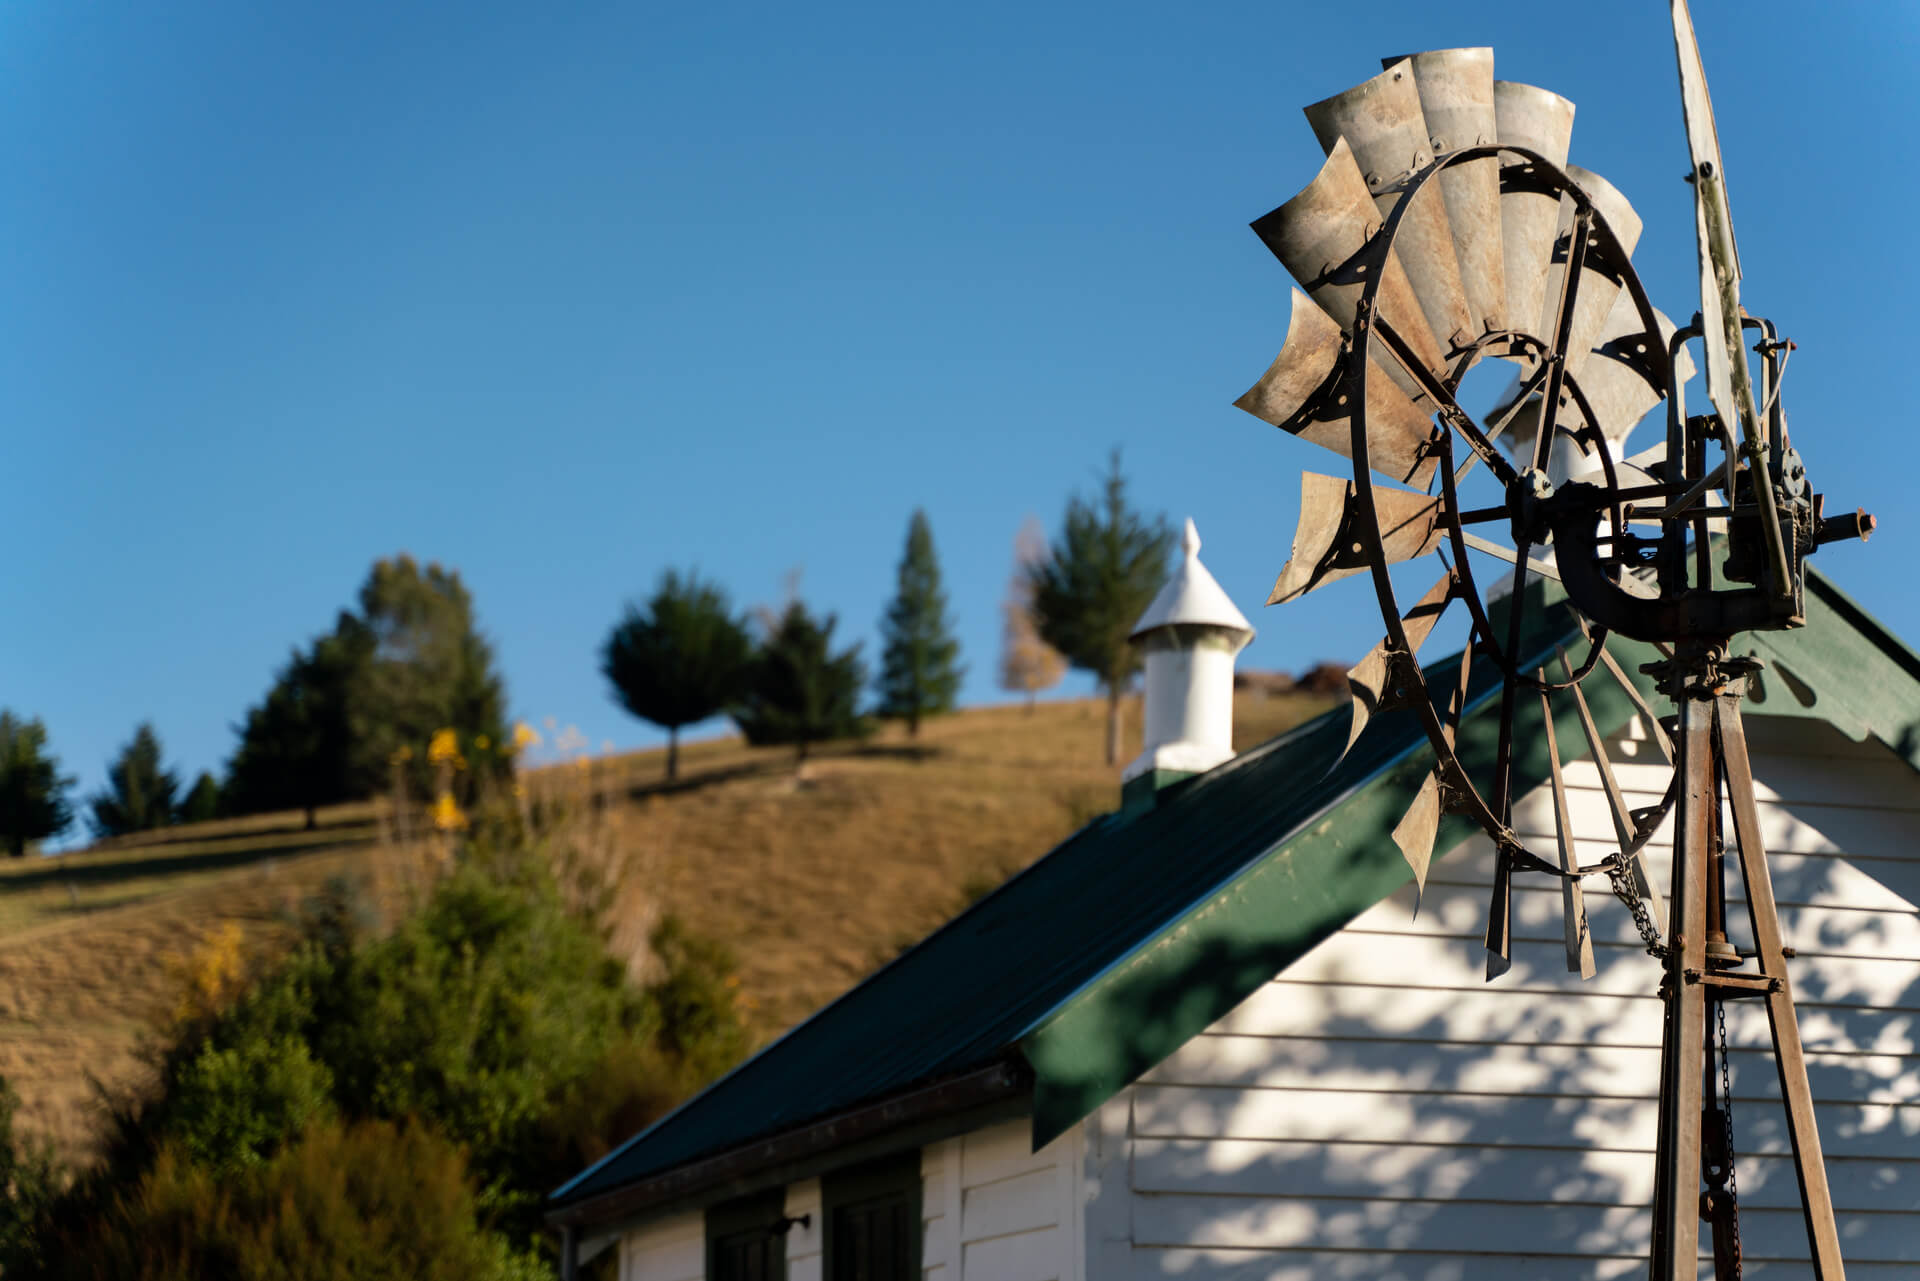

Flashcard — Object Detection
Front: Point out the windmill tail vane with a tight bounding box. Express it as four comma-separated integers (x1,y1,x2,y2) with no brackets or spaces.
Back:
1235,6,1872,1277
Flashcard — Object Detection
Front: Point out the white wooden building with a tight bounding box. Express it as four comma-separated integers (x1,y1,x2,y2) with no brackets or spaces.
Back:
550,564,1920,1280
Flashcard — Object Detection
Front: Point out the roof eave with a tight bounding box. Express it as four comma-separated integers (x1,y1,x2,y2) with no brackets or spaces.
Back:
547,1057,1031,1231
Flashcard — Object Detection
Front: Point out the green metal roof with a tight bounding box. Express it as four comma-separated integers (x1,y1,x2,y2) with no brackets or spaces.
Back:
552,564,1919,1219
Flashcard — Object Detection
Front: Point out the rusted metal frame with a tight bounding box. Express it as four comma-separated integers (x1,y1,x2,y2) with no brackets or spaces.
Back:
1436,428,1606,700
1536,671,1596,977
1452,352,1555,488
1529,204,1593,477
1558,649,1666,929
1346,320,1508,860
1650,693,1714,1281
1573,619,1676,766
1690,400,1714,593
1715,694,1846,1277
1743,315,1789,452
1370,316,1516,487
1345,141,1663,969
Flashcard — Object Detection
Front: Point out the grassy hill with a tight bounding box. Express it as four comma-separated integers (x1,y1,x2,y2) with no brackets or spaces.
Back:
0,688,1334,1165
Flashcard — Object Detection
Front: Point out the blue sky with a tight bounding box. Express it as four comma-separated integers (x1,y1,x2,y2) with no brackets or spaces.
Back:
4,2,1915,820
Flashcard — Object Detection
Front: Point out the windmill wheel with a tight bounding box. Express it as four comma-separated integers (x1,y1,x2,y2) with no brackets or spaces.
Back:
1238,50,1686,977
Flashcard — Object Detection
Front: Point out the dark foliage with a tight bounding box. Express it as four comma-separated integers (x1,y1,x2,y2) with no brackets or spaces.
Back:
37,1120,540,1281
875,509,963,736
224,622,370,828
177,772,223,825
0,712,74,858
0,1077,59,1273
731,601,868,764
1026,451,1174,763
225,555,511,823
601,570,754,782
87,724,181,839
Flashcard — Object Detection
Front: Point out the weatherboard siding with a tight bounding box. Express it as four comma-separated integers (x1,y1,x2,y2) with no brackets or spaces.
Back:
929,1119,1082,1281
1102,715,1920,1279
617,1208,703,1281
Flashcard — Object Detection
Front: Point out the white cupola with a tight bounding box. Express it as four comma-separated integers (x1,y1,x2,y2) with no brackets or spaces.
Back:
1123,518,1256,790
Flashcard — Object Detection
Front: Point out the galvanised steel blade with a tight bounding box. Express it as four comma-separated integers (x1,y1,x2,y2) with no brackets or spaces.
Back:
1493,80,1575,357
1234,289,1439,488
1305,60,1475,350
1269,472,1443,604
1345,571,1452,761
1251,135,1450,399
1392,47,1506,338
1671,0,1790,596
1670,0,1739,430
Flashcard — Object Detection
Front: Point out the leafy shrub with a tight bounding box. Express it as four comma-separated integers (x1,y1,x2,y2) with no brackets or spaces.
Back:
42,1119,542,1281
17,832,751,1273
166,1034,335,1175
0,1077,60,1275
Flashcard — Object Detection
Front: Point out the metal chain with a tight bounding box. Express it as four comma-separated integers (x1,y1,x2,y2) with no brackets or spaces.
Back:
1605,855,1669,958
1718,998,1743,1276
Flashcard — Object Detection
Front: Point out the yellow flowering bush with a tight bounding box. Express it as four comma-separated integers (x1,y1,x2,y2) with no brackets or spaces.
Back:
431,792,468,832
427,728,462,766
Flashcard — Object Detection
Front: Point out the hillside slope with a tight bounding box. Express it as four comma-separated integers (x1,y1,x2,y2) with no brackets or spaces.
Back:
0,689,1334,1162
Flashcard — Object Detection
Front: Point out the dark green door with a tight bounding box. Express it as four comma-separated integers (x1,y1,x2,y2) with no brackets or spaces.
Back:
712,1224,783,1281
823,1152,921,1281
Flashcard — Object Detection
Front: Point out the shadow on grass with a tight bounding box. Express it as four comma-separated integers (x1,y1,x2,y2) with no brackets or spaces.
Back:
626,762,785,801
5,835,362,895
83,812,374,854
843,742,943,763
624,741,947,801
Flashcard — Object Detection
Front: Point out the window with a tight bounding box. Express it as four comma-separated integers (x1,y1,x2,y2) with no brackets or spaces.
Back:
707,1188,787,1281
823,1152,922,1281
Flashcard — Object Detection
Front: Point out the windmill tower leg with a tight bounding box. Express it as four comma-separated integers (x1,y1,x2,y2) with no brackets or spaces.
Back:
1649,693,1712,1281
1716,692,1846,1278
1648,674,1846,1280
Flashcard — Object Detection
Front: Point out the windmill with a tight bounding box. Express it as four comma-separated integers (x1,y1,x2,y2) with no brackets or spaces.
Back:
1239,8,1873,1279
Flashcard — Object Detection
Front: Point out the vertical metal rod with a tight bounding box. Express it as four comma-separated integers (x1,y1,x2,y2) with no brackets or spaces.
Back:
1650,693,1713,1281
1715,694,1847,1278
1537,671,1595,977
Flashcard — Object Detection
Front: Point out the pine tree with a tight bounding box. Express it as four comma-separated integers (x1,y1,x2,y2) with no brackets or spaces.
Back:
1027,450,1175,765
999,516,1067,714
875,509,964,737
0,712,73,857
224,555,511,824
88,723,181,839
352,555,511,797
602,570,755,783
732,601,867,767
178,771,224,825
226,622,371,829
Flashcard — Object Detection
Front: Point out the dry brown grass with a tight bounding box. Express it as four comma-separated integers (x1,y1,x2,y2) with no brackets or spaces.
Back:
0,690,1334,1165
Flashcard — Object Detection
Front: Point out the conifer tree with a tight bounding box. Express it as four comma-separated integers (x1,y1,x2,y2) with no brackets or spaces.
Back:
224,555,511,823
178,771,224,825
875,509,963,737
999,516,1067,713
1027,450,1175,765
732,601,867,767
0,712,73,857
88,723,181,839
602,570,755,782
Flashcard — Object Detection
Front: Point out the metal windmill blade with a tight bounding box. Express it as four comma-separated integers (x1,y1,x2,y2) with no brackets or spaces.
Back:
1304,60,1475,350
